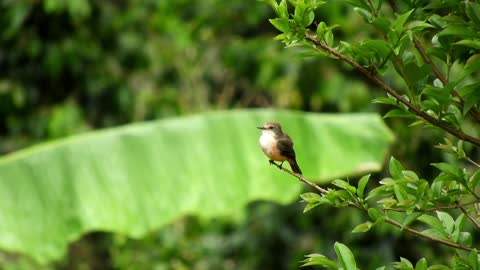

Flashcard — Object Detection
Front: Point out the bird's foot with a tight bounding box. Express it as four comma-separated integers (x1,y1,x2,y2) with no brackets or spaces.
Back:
268,160,284,169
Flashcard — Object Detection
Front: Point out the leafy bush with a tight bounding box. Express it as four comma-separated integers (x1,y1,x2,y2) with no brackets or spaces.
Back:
262,0,480,268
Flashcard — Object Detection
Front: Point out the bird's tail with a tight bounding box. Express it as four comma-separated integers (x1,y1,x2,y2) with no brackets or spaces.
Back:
288,159,302,175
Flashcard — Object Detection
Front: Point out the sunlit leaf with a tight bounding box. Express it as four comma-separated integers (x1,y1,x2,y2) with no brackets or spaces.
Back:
0,109,393,262
334,242,357,270
352,221,373,233
357,174,370,199
301,253,338,268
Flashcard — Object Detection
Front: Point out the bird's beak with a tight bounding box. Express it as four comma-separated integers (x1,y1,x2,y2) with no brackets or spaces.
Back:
257,126,265,130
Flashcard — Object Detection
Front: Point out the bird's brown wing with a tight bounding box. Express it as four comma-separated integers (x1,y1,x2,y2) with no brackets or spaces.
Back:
277,135,296,160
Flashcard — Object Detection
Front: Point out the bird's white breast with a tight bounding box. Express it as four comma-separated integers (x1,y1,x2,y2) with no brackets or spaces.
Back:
259,131,276,157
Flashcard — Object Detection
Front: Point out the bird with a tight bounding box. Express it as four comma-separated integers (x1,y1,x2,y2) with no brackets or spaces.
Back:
257,121,302,174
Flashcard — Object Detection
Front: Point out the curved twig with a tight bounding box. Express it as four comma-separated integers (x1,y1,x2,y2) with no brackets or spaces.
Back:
413,37,480,123
270,163,479,253
304,33,480,147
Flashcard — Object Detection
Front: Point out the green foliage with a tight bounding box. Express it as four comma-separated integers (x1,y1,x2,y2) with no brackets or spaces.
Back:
301,242,357,269
2,0,480,268
264,0,480,269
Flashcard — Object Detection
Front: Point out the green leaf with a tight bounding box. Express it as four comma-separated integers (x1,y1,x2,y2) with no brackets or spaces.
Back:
459,231,473,246
300,192,322,203
357,174,370,199
466,1,480,26
421,229,450,241
352,221,373,233
402,170,419,181
469,249,480,270
459,83,480,115
377,197,398,207
416,181,429,199
394,9,415,33
470,170,480,191
372,96,398,106
354,7,374,22
383,109,414,118
278,0,289,18
403,62,433,94
345,0,370,11
431,163,463,179
394,184,409,202
302,254,339,268
361,40,392,61
437,25,476,39
452,213,466,242
371,16,391,33
436,211,455,234
403,212,424,227
366,184,393,200
421,85,452,104
456,140,466,158
393,257,414,270
417,215,448,236
454,40,480,49
455,214,467,234
332,179,356,194
389,157,405,179
269,18,291,32
304,202,321,212
0,109,394,263
407,21,435,32
317,21,327,37
294,1,307,23
334,242,357,270
325,30,334,46
304,11,315,27
261,0,279,11
414,258,427,270
368,208,380,220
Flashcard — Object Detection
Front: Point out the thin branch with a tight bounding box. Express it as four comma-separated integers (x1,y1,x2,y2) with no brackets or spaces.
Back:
383,200,480,212
366,0,378,17
386,0,398,13
304,33,480,147
387,0,480,122
271,164,480,253
465,156,480,168
413,37,480,123
384,216,477,252
270,162,328,195
269,162,364,210
460,206,480,229
413,37,448,86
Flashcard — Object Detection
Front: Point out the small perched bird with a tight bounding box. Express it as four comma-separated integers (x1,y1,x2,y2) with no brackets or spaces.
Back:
257,121,302,174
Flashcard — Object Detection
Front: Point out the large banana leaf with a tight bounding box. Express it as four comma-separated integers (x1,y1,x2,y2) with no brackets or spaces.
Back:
0,109,393,262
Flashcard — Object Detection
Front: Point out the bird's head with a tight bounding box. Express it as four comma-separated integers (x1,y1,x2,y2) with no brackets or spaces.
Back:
257,121,283,135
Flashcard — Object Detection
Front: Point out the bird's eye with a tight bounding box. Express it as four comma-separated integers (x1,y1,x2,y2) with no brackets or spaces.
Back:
268,126,274,129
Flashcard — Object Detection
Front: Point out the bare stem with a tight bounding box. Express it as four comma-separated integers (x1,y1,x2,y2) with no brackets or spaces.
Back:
384,216,476,252
383,200,480,212
304,33,480,147
366,0,378,17
269,161,363,210
460,206,480,229
465,156,480,168
270,161,328,194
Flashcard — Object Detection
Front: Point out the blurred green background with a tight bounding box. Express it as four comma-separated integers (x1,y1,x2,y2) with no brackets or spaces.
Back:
0,0,449,269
